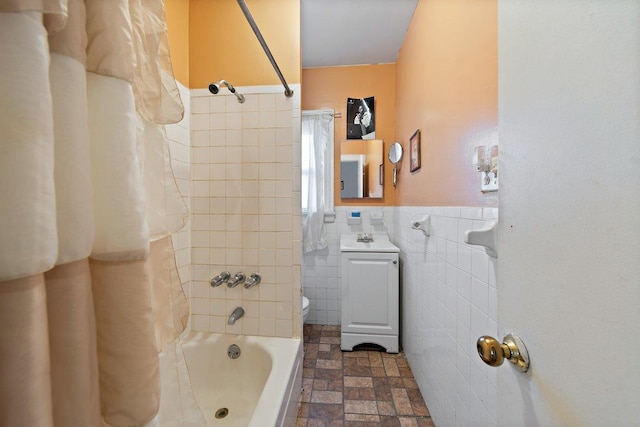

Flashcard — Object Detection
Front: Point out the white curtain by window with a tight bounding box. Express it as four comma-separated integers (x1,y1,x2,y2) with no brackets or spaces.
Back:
301,111,333,253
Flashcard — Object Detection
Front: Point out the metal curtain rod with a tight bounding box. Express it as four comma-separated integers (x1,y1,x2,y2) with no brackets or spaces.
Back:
237,0,294,98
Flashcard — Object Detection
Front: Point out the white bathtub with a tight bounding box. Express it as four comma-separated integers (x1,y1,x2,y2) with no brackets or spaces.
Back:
158,332,302,427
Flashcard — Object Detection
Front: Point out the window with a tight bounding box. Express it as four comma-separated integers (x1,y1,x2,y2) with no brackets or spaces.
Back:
301,110,334,219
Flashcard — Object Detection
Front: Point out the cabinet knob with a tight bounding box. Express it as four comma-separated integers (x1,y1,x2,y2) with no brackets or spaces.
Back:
392,260,397,264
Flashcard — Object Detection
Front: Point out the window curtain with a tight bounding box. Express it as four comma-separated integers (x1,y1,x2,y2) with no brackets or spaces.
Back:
0,1,189,426
302,112,332,253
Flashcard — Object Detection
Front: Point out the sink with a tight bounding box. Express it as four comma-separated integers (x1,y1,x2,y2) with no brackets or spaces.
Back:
340,234,400,253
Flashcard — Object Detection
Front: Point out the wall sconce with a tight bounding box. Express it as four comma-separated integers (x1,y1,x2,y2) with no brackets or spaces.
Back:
473,145,498,192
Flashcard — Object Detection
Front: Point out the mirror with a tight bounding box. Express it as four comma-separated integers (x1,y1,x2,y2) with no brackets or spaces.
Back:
388,142,403,164
340,139,383,199
388,142,403,187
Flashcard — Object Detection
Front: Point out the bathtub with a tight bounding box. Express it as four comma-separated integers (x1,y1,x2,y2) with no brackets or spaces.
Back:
158,332,302,427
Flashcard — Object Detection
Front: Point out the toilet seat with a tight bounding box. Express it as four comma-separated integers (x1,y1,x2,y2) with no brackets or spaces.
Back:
302,296,310,322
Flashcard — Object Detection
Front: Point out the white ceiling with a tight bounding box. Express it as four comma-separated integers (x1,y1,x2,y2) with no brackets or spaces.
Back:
301,0,419,68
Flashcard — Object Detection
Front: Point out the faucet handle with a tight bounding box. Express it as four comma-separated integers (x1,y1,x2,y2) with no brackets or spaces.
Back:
210,271,231,287
227,272,246,288
357,233,373,243
243,273,262,289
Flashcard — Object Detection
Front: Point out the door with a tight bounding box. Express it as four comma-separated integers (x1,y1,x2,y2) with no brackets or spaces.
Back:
497,2,640,425
340,160,360,198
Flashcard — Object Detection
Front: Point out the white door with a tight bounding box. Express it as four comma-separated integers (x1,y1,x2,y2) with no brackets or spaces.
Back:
497,2,640,425
340,160,361,198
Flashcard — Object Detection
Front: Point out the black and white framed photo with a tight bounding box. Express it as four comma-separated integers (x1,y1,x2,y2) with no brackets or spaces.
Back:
346,96,375,139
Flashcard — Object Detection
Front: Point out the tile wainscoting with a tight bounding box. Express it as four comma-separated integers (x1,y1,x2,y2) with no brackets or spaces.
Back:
302,207,395,325
394,207,498,427
303,205,498,427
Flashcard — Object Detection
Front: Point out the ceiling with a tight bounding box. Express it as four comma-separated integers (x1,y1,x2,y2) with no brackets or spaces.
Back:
301,0,419,68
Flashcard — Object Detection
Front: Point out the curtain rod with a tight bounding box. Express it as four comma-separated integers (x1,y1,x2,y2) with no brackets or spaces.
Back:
237,0,294,98
302,110,341,118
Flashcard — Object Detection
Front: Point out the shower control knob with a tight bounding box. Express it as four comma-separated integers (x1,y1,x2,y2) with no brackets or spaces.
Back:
244,273,261,289
227,272,246,288
210,271,231,287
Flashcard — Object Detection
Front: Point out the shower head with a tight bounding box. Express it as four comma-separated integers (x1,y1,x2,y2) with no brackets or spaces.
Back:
208,79,245,103
208,83,220,94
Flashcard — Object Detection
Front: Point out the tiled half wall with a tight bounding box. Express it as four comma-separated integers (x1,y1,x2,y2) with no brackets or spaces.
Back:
302,207,395,324
302,206,498,427
394,207,498,427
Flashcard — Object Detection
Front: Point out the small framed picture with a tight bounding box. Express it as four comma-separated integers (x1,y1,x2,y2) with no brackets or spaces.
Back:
410,129,421,172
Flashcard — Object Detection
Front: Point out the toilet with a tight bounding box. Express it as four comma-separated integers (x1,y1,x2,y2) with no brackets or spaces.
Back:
302,296,310,323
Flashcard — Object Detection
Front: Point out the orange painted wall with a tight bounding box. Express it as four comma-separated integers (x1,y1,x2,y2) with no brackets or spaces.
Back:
301,64,396,206
395,0,498,207
165,0,190,86
189,0,300,89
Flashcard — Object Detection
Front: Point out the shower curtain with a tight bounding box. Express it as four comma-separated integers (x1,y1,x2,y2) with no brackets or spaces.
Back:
0,1,189,426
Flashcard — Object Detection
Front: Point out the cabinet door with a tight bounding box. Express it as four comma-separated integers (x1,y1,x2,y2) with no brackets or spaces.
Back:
341,252,398,336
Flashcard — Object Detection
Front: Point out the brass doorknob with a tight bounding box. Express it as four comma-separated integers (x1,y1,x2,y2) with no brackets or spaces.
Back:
476,334,529,372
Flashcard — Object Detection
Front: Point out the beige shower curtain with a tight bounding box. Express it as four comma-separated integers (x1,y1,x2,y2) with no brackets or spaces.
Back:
0,1,189,426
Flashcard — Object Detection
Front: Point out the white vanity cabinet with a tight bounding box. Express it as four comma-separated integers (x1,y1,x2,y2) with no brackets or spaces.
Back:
340,235,400,353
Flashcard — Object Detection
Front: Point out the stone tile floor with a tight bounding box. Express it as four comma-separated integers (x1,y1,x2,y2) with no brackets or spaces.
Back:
296,324,435,427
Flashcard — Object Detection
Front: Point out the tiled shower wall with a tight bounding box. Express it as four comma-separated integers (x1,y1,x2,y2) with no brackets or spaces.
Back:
166,82,191,302
188,85,302,338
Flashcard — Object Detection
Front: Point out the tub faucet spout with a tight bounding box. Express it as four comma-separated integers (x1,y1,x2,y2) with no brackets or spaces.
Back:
228,307,245,325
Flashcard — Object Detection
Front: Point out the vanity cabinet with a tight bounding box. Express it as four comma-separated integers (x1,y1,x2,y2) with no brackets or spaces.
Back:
340,250,399,353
